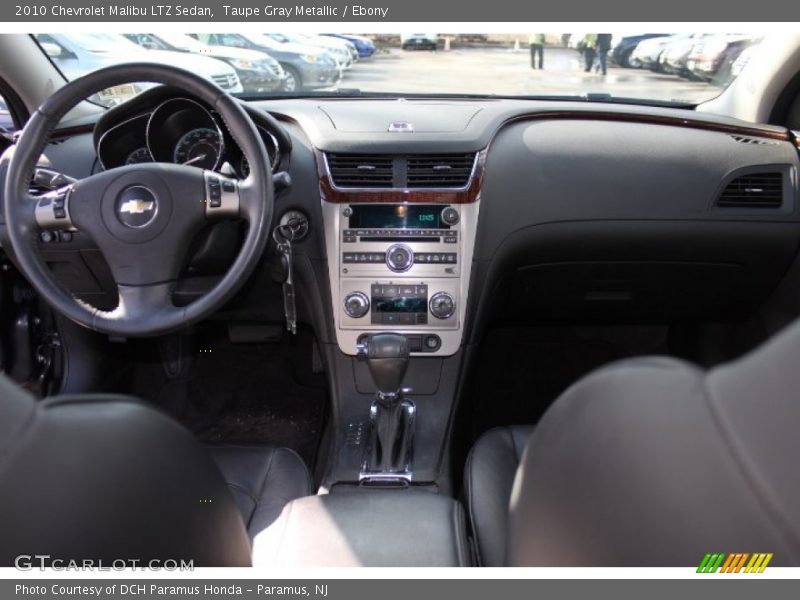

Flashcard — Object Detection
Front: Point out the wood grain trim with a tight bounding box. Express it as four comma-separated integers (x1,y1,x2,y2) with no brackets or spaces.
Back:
50,124,95,139
316,148,486,204
501,110,791,141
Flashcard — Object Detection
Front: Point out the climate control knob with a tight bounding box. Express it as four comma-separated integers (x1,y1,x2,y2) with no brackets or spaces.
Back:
386,244,414,272
440,207,460,226
344,292,370,319
429,292,456,320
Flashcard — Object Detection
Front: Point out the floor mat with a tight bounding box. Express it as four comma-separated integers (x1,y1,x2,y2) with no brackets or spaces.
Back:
129,328,327,468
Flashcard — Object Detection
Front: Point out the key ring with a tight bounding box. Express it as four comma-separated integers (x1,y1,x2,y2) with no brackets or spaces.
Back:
272,223,294,246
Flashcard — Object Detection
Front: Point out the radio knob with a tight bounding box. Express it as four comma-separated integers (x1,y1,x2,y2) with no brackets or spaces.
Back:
440,207,460,226
429,292,456,319
344,292,370,319
386,244,413,272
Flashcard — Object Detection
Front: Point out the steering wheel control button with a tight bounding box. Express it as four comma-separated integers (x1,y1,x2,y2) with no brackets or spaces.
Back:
116,186,158,229
344,292,370,319
440,206,460,226
386,244,414,272
205,172,239,217
208,176,222,208
52,194,68,219
429,292,456,320
35,189,75,230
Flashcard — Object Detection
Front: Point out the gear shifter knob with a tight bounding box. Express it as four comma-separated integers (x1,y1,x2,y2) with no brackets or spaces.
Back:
358,333,409,400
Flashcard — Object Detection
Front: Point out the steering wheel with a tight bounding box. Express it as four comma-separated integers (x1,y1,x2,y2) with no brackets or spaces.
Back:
2,63,274,337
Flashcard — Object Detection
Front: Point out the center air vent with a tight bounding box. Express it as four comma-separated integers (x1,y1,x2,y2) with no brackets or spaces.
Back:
716,172,784,209
407,153,476,188
327,154,393,188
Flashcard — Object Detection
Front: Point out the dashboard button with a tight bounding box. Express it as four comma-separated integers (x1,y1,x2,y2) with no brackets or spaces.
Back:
441,207,460,226
386,244,413,272
343,292,370,319
430,292,456,319
424,335,442,351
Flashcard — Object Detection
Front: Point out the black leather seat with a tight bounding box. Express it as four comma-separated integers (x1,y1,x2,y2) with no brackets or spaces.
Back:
464,425,532,566
466,320,800,566
0,374,311,566
208,445,312,537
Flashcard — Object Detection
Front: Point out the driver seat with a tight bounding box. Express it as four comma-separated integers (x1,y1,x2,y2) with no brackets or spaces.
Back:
0,374,311,566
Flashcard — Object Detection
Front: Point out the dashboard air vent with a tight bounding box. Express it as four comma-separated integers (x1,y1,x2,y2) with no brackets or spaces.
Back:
716,172,784,209
327,154,394,188
407,153,476,188
729,135,778,146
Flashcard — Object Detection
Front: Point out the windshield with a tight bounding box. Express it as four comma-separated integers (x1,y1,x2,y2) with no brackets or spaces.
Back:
35,32,767,105
154,33,207,52
61,33,142,53
238,33,283,49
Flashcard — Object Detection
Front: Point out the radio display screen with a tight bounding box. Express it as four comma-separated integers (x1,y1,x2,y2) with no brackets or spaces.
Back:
348,205,446,230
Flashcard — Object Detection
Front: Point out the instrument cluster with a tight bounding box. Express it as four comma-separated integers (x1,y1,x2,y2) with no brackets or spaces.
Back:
96,96,280,177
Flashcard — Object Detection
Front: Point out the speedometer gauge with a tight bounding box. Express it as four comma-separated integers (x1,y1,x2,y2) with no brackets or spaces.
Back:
173,127,222,170
125,147,153,165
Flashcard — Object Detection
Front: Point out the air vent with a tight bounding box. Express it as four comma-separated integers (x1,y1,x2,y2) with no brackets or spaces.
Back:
327,154,393,188
729,135,778,146
716,172,784,208
407,153,476,188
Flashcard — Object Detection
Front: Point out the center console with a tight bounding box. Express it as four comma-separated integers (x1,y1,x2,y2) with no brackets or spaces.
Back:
253,490,470,567
317,148,485,489
320,151,484,357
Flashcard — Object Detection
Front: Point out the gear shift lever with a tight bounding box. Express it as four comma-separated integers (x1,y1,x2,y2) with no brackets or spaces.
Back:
357,333,415,479
358,333,409,399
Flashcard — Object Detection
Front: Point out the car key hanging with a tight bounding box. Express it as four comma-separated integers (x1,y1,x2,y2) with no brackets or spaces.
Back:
273,223,298,335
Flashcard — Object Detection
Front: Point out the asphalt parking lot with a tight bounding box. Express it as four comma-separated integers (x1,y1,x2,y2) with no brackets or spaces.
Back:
339,46,722,103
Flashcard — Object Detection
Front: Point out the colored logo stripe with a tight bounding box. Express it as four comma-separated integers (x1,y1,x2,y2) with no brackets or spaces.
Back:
745,553,773,573
697,553,773,573
697,553,725,573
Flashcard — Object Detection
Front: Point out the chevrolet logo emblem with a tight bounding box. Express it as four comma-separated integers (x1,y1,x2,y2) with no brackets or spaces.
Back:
119,199,155,215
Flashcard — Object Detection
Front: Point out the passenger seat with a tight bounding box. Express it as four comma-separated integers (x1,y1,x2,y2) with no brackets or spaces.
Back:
464,426,533,566
465,319,800,566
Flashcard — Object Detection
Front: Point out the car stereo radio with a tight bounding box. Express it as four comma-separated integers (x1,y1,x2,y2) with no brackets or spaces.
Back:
323,200,479,356
339,204,461,274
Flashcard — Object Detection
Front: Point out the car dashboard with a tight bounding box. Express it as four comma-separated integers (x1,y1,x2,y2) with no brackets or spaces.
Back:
3,90,800,358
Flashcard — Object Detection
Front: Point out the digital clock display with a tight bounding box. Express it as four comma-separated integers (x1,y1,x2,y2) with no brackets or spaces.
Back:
348,205,447,229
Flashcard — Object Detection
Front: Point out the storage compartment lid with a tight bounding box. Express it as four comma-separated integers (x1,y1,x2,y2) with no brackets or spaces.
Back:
252,490,470,567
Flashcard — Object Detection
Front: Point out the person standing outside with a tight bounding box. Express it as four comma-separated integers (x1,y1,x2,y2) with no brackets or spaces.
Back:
597,33,613,75
529,33,545,69
582,33,597,72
